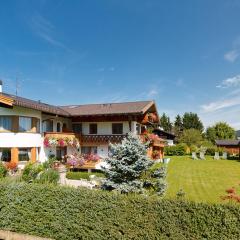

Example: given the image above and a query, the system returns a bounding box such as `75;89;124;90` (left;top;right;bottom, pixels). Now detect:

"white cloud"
147;89;158;97
30;13;70;51
200;106;240;129
175;78;184;87
216;74;240;88
224;49;239;62
201;96;240;113
109;67;115;71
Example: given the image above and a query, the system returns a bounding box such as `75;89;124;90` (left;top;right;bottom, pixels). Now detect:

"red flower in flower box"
58;139;65;147
44;138;50;147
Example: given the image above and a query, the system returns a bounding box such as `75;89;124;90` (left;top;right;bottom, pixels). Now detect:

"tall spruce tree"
102;133;153;193
160;113;172;132
174;114;183;140
182;112;204;133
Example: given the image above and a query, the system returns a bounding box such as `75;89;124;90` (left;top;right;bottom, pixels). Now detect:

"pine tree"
174;114;183;141
160;113;172;132
102;133;153;193
182;112;204;133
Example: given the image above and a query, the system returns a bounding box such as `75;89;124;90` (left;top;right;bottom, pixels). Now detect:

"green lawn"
164;155;240;203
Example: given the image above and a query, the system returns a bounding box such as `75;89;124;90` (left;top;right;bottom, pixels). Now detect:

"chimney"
0;80;2;93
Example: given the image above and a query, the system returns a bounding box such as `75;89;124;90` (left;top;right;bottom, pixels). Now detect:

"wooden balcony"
79;134;126;144
152;139;165;148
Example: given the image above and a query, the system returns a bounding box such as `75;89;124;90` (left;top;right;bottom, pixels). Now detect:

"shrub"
37;169;59;184
66;171;105;180
0;183;240;239
164;143;187;156
190;144;198;153
5;161;18;172
0;163;7;179
42;156;57;169
205;146;225;156
22;163;43;182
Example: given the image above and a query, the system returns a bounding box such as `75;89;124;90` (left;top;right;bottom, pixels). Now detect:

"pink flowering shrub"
84;154;100;162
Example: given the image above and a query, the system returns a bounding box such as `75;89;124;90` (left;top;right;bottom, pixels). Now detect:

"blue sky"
1;0;240;129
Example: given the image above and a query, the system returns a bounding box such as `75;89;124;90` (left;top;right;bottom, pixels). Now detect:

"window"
72;123;82;134
136;124;141;134
81;146;97;154
18;148;31;161
56;122;61;132
43;120;53;132
19;117;32;132
89;123;97;134
112;123;123;134
0;148;11;162
0;116;12;131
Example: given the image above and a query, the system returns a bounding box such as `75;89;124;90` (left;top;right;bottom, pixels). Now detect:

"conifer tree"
102;133;153;193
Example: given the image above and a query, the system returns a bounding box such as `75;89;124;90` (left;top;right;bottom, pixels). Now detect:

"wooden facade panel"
31;147;37;162
11;147;19;163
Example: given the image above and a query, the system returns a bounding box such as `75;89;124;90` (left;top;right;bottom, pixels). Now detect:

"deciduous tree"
206;122;235;143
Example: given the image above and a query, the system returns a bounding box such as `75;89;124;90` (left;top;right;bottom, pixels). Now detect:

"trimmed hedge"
0;183;240;239
66;171;105;180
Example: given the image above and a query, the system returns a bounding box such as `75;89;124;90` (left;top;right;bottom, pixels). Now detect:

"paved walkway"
58;165;95;189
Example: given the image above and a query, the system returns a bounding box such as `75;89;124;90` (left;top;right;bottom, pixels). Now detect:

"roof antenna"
15;75;20;96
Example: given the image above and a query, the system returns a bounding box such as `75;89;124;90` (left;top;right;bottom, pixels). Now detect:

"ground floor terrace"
0;132;165;169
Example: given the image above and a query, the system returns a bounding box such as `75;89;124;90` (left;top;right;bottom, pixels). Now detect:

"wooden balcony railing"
80;134;126;144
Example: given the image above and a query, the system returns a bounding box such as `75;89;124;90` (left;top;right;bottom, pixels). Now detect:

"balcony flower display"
142;133;161;144
84;153;100;162
44;136;80;148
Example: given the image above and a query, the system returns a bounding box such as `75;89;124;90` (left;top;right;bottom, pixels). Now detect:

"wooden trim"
11;147;19;164
31;147;37;162
12;116;19;132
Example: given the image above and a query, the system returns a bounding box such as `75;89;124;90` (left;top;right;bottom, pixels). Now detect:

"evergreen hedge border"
0;183;240;239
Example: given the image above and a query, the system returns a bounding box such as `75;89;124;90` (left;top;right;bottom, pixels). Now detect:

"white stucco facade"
0;105;142;162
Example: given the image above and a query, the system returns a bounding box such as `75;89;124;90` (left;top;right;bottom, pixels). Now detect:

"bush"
205;146;225;156
42;156;57;169
22;163;43;182
0;163;7;179
164;143;188;156
66;171;105;180
37;169;60;184
190;144;198;153
0;183;240;239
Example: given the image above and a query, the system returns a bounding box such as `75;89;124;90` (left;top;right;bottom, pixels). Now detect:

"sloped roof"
60;101;156;116
1;93;70;116
215;139;240;146
0;92;156;117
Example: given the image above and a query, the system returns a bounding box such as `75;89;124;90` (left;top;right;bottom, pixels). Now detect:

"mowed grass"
164;155;240;203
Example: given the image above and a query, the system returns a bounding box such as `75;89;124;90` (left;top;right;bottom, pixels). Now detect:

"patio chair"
214;152;220;160
192;152;198;160
222;152;227;160
199;152;205;160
